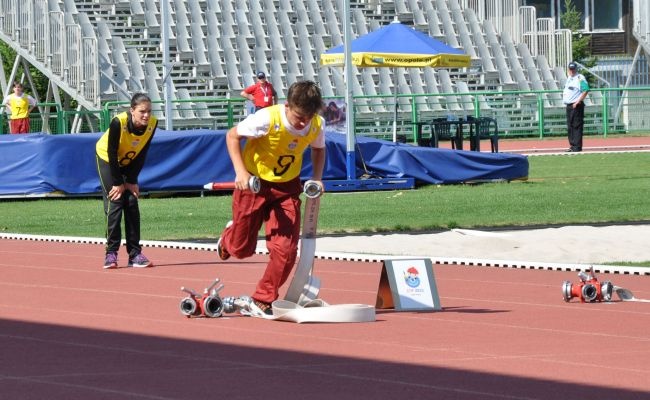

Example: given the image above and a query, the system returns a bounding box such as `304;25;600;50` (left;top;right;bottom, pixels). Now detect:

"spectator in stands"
2;82;37;134
95;93;158;270
563;62;589;152
217;80;326;317
240;72;278;112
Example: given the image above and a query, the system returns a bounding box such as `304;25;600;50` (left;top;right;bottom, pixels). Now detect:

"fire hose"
180;181;375;323
203;176;261;193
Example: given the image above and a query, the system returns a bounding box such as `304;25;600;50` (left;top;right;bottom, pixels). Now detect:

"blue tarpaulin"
0;130;527;196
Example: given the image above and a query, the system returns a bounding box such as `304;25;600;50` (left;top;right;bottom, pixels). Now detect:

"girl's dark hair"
286;81;322;116
130;93;151;108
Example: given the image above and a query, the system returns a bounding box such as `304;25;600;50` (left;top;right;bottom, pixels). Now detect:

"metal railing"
0;0;100;109
354;86;650;142
2;87;650;141
99;98;249;132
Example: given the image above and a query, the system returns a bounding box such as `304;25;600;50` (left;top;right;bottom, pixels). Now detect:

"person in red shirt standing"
240;72;278;112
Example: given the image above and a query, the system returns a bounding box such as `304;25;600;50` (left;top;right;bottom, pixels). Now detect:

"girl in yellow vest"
95;93;158;269
2;82;37;134
217;80;326;316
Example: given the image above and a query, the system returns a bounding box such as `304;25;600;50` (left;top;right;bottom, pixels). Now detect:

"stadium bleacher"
0;0;587;133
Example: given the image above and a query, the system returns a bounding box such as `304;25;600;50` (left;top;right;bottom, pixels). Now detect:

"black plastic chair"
430;118;458;149
412;121;431;146
470;116;499;153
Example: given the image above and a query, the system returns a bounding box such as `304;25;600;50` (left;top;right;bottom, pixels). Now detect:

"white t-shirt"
562;74;589;105
236;104;326;148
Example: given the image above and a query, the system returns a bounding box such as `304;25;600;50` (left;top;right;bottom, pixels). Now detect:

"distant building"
523;0;633;55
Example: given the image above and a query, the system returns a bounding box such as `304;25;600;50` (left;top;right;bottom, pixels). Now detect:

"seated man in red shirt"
240;72;278;112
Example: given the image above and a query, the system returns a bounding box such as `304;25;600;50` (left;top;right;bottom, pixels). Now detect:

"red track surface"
450;135;650;153
1;238;649;399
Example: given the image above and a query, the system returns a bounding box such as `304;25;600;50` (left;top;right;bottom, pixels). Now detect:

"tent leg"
392;77;398;142
346;151;355;180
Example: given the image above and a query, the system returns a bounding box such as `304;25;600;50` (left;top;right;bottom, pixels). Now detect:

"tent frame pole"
342;0;355;180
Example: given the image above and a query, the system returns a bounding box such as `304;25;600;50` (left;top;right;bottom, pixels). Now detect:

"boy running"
217;81;326;317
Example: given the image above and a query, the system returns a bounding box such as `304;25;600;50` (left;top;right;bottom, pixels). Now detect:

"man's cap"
256;72;266;79
568;62;577;70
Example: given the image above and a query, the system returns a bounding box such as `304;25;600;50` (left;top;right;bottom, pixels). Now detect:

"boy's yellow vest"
243;105;322;182
7;94;30;119
96;112;157;166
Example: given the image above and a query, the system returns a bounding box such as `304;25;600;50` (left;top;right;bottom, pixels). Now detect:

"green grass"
1;153;649;245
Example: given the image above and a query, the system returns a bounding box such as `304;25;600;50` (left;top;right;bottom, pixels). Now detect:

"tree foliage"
561;0;592;65
0;40;49;99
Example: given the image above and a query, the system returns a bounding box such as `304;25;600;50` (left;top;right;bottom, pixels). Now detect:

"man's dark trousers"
566;102;584;151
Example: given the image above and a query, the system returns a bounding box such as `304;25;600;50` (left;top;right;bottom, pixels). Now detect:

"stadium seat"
455;81;475;112
378;68;393;96
143;0;160;31
63;0;78;15
464;7;496;72
127;48;145;91
222;43;243;89
483;19;515;85
271;59;286;94
322;0;343;44
436;0;461;49
502;31;531;91
77;12;95;38
353;8;368;35
450;4;477;58
177;88;197;119
537;55;564;106
423;69;444;111
407;0;428;27
425;8;444;39
129;0;144;17
362;69;386;113
437;70;463;112
317;68;335;98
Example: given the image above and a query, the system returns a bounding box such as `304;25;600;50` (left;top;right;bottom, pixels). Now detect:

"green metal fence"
352;86;650;142
3;88;650;142
100;98;248;132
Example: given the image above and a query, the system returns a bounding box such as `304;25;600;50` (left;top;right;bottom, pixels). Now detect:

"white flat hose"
271;299;376;323
614;286;650;302
278;180;375;323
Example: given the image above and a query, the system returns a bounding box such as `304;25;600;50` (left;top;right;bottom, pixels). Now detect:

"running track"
1;238;649;400
2;136;650;399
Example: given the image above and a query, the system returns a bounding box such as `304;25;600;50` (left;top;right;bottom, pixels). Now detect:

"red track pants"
220;178;302;303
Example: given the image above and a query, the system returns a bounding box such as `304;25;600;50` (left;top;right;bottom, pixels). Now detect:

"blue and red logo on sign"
404;266;421;288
